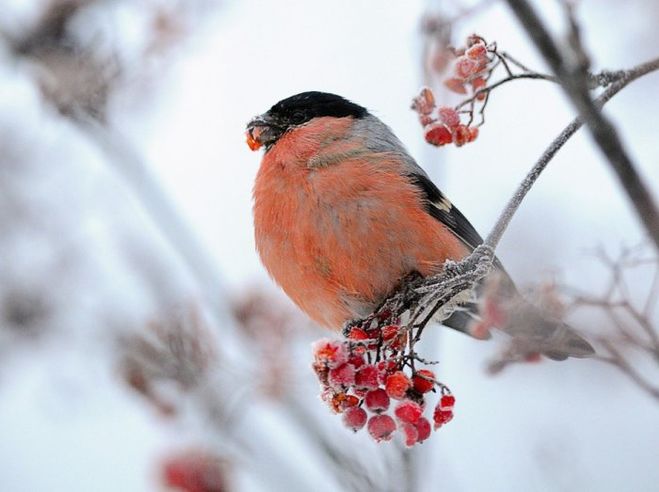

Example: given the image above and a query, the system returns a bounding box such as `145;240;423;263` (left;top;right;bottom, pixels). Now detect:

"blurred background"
0;0;658;490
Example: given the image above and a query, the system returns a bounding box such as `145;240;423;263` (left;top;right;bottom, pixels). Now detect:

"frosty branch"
486;56;659;250
505;0;659;251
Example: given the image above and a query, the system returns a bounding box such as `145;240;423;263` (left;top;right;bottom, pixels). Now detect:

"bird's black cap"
267;91;368;126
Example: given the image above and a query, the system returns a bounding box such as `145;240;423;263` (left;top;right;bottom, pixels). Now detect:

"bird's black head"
246;91;369;150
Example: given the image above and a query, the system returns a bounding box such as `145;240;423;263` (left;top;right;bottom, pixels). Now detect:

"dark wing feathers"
406;172;515;336
408;173;484;251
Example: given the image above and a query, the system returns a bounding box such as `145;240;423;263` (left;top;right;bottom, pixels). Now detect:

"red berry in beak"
245;128;263;151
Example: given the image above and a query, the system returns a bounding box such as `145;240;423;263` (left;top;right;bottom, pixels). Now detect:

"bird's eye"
291;110;306;124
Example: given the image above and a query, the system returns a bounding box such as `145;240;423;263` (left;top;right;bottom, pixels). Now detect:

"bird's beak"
245;114;283;151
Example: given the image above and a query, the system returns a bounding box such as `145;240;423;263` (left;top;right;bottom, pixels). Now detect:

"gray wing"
358;115;497;259
357;112;512;281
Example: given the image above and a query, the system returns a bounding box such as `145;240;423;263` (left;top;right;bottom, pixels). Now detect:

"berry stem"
455;72;556;110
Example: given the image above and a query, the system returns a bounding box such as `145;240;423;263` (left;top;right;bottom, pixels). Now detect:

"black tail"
501;299;595;360
442;295;595;360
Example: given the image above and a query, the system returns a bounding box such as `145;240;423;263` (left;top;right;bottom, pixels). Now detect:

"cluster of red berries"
412;88;479;148
444;35;492;98
312;325;455;447
412;35;496;149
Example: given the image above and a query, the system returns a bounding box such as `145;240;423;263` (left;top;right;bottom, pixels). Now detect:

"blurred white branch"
568;245;659;402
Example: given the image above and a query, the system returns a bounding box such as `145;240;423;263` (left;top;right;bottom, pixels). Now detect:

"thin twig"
645;264;659;317
485;57;659;250
595;341;659;402
505;0;659;251
456;72;556;110
567;244;659;398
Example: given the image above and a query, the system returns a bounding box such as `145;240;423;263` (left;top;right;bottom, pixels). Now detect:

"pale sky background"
0;0;658;490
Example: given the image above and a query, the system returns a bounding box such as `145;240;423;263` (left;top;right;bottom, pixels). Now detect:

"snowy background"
0;0;658;490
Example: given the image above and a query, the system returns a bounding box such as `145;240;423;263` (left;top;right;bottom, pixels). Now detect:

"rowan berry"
394;400;423;424
385;371;411;400
367;415;397;442
412;369;436;394
365;388;390;413
424;123;453;146
438;106;460;129
343;406;368;431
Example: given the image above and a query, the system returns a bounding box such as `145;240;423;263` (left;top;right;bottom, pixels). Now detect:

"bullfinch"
246;91;594;360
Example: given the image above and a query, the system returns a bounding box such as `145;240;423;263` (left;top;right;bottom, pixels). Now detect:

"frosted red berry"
365;388;390;413
419;114;434;126
340;394;359;409
377;360;397;385
367;415;397;442
416;34;496;153
471;76;486;91
347;353;365;369
347;327;369;340
381;324;399;341
444;77;467;94
385;371;411;400
400;422;419;447
312;339;347;368
466;42;487;61
394;401;423;424
424;123;453;146
412;369;436;394
328;392;349;413
355;364;379;390
411;87;436;115
454;56;478;79
440;394;456;409
453;125;470;147
415;417;431;442
377;360;397;372
433;408;454;429
438;106;460;129
364;326;381;340
328;363;355;388
343;406;368;432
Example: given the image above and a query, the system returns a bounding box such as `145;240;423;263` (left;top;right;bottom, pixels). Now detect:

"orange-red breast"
247;91;593;360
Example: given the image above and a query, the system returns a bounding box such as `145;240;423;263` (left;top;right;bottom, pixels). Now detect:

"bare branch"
485;57;659;250
566;244;659;401
505;0;659;250
455;72;556;110
596;342;659;402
